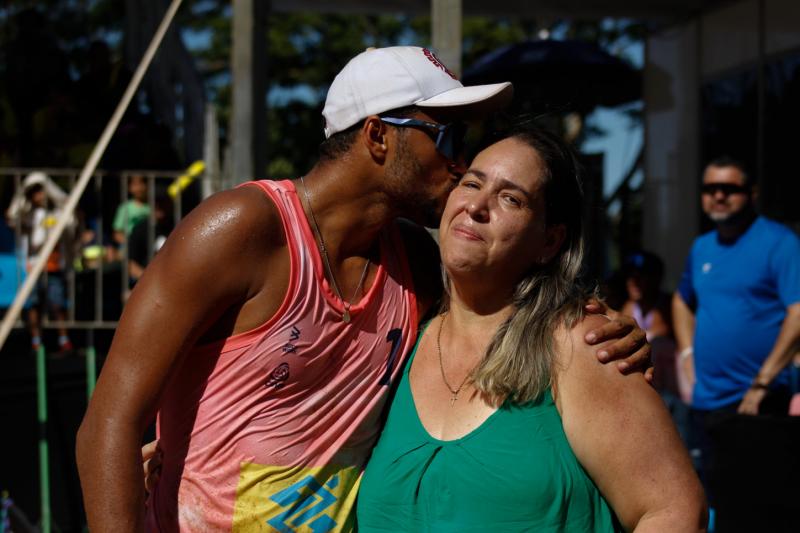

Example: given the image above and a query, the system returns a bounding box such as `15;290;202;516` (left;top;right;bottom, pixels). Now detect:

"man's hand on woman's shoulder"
584;299;653;381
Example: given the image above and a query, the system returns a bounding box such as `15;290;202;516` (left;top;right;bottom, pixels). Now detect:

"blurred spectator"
5;172;74;352
127;195;173;283
620;251;686;437
622;250;672;341
112;175;150;246
672;156;800;519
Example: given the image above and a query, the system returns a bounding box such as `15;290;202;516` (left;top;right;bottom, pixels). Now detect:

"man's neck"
299;162;396;262
716;209;757;244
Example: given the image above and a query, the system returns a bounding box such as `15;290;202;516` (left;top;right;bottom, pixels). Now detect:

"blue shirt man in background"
673;156;800;414
672;155;800;523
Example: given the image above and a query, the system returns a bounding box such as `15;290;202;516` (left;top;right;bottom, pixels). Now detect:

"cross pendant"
450;393;458;406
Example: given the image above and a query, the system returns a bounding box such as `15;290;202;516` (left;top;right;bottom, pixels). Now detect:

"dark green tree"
0;2;643;179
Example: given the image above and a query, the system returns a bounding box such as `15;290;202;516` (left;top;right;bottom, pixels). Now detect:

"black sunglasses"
701;183;749;196
380;117;467;162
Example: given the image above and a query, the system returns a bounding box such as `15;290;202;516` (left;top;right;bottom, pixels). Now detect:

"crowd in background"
1;171;176;354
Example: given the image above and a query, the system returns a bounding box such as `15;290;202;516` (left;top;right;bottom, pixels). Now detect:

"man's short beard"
710;203;755;227
708;211;732;223
385;134;440;227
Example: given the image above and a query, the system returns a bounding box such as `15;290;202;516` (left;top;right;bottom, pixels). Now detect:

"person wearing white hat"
77;46;649;532
6;171;74;353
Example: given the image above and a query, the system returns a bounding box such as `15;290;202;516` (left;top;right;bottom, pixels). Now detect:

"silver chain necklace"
300;176;370;323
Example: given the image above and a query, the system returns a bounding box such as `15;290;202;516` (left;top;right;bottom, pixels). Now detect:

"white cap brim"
416;82;513;115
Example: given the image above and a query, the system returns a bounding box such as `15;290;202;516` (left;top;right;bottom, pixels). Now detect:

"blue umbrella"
463;40;641;112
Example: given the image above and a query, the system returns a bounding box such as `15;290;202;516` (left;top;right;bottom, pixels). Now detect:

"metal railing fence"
2;168;188;331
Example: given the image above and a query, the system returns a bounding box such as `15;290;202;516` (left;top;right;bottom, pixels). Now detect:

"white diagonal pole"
0;0;185;350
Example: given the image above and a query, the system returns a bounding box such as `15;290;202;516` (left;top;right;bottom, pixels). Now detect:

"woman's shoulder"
552;313;641;405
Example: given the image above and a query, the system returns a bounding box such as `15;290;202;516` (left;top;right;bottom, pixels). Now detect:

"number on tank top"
379;329;403;386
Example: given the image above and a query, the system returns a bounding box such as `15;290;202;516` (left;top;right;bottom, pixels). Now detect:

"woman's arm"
553;314;707;532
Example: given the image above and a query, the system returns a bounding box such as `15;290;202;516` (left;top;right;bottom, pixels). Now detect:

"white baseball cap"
322;46;513;138
22;171;49;191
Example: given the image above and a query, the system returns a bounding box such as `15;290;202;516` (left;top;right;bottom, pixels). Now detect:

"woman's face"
30;187;46;207
439;137;565;284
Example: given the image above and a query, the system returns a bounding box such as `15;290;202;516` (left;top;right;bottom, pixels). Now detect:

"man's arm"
672;292;697;393
738;303;800;414
76;187;288;532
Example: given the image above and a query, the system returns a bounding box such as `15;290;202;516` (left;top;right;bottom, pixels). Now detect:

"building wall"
700;0;759;78
644;0;800;288
765;0;800;55
643;20;700;289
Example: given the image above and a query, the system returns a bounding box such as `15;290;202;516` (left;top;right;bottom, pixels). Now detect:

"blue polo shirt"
678;216;800;410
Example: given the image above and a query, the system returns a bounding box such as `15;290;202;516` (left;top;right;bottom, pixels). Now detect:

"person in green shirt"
112;174;150;245
357;124;707;532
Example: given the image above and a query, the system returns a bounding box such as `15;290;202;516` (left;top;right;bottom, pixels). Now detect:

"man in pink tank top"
77;47;652;532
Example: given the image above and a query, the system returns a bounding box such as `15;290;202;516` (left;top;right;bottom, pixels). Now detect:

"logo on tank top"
702;262;712;274
232;463;360;532
265;363;290;388
282;325;301;354
266;325;303;389
266;474;340;531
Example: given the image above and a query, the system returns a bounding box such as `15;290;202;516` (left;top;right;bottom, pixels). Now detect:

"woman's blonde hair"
444;124;590;405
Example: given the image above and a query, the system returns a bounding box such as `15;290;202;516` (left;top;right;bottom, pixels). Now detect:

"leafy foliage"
0;1;643;179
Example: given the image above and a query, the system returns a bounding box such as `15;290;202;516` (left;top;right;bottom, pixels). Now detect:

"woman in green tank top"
357;125;706;532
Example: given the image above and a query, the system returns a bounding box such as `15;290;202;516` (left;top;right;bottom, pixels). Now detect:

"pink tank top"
146;180;419;531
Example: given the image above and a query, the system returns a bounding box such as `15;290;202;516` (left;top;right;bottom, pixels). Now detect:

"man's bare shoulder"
127;184;290;343
169;184;286;255
140;184;288;297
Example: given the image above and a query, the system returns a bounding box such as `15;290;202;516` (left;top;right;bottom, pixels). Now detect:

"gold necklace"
300;176;370;323
436;313;473;406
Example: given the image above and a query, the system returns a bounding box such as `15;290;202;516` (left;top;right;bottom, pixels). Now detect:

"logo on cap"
422;48;457;80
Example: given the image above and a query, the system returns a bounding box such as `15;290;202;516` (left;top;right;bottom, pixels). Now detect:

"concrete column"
643;20;701;289
230;0;268;183
203;104;220;198
431;0;462;76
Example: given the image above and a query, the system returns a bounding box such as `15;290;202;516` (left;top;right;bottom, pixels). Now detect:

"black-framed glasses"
701;183;749;196
380;117;467;162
